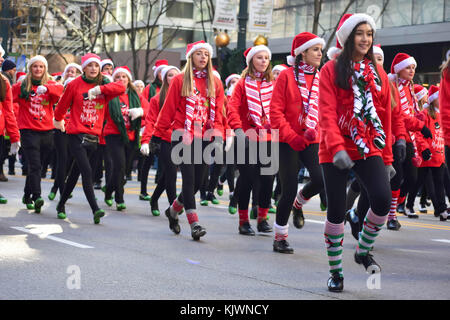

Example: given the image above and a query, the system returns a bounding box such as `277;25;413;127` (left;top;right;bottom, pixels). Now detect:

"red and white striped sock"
293;189;309;210
186;209;199;225
170;199;184;217
257;207;269;223
239;209;249;226
274;223;289;241
389;189;400;220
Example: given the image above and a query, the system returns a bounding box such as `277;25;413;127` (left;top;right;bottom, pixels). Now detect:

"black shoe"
0;173;8;182
239;222;255;236
257;219;272;233
354;252;381;274
8;170;15;176
439;210;449;221
406;206;419;219
165;208;180;234
273;240;294;254
191;225;206;240
345;209;360;240
327;272;344;292
292;207;305;229
397;203;405;214
386;218;401;230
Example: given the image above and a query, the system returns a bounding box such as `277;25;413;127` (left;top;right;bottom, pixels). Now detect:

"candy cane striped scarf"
184;69;216;134
350;58;385;157
245;73;273;128
293;62;320;132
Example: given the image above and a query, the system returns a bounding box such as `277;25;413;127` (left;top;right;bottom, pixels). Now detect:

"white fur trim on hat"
112;67;133;81
153;65;167;79
186;42;214;60
287;55;296;66
336;13;377;47
415;88;428;102
294;37;325;57
272;65;287;73
373;46;384;62
428;91;439;104
27;55;48;71
62;63;83;79
326;47;342;61
160;66;180;82
393;57;417;74
82;57;102;70
133;80;145;87
225;74;241;87
101;59;114;70
388;73;398;82
246;45;272;66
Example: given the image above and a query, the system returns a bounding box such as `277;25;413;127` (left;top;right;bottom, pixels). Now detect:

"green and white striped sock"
324;220;344;277
357;209;387;256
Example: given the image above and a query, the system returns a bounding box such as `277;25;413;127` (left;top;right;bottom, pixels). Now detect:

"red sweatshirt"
318;60;392;164
439;68;450;146
143;84;160;102
142;94;172;144
12;80;63;131
270;67;319;145
0;77;20;143
54;77;126;136
103;92;148;141
415;108;445;167
153;73;224;141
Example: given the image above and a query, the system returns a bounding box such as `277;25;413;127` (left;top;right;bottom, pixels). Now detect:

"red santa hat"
286;32;325;66
373;44;384;62
100;59;114;70
81;53;102;70
225;74;240;87
327;38;342;61
272;64;288;73
152;59;169;79
336;13;376;47
51;72;62;77
16;71;26;79
185;40;213;60
62;63;83;78
244;45;272;66
414;84;428;102
112;66;133;81
428;85;439;104
390;53;417;75
160;65;180;82
27;55;48;71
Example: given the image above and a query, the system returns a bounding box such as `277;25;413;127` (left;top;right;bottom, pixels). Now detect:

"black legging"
20;129;54;200
139;153;154;195
322;156;391;225
275;143;323;226
151;140;177;206
105;134;136;203
51;130;72;195
394;143;418;199
59;134;100;213
219;164;236;193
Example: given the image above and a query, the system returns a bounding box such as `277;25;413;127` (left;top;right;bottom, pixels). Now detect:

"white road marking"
431;239;450;244
11;227;94;249
305;219;325;225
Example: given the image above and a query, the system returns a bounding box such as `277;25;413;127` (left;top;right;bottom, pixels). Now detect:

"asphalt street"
0;168;449;300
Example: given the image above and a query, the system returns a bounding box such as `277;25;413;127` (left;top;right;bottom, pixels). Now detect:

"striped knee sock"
274;223;288;241
324;220;344;277
389;190;400;220
293;189;309;210
239;209;249;226
257;207;269;223
357;209;387;256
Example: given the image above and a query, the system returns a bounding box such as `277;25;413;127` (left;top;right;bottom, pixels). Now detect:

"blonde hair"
181;55;215;97
440;58;450;77
241;59;273;82
25;63;50;92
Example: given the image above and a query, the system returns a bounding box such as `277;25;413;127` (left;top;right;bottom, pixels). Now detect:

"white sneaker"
419;204;427;213
406;207;419;219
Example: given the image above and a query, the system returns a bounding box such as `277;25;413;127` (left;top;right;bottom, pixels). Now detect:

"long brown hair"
388;80;398;110
181;55;215;97
25;64;50;92
0;75;6;102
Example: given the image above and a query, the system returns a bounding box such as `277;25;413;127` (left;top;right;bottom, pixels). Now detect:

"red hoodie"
0;77;20;143
318;60;392;164
12;80;63;131
439;67;450;146
270;67;319;145
152;73;224;141
54;76;126;136
416;108;445;167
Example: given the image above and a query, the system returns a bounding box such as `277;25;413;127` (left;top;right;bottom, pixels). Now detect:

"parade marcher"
226;44;275;236
101;59;114;76
151;41;224;240
134;80;145;95
270;32;325;253
319;13;393;292
1;59;16;85
0;72;20;204
102;66;146;211
143;59;168;102
440;53;450;194
12;55;64;212
272;64;288;81
53;53;126;223
140;65;180;216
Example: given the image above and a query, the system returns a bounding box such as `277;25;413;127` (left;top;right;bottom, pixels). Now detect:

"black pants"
105;134;136;204
276;143;323;226
20;129;54;200
321;156;391;224
51;130;72;195
60;134;100;213
220;164;236;193
393;142;417;197
140;153;154;195
151;140;177;205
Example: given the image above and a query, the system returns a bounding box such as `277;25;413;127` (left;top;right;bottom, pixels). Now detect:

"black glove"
393;139;406;163
150;135;162;155
422;149;432;161
421;126;432;139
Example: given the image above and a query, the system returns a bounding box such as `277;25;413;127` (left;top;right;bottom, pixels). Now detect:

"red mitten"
304;128;317;142
289;135;307;151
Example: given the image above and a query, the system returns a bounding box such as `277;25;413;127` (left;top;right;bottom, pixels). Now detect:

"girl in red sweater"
141;65;180;216
0;74;20;204
319;14;393;292
270;32;325;253
53;53;126;224
440;57;450;175
151;41;224;240
103;66;146;211
12;55;64;212
226;45;274;236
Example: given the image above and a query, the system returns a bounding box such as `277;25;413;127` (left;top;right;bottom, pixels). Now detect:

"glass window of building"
412;0;444;24
163;28;194;48
382;0;412;27
166;1;194;19
117;0;128;25
446;0;450;21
